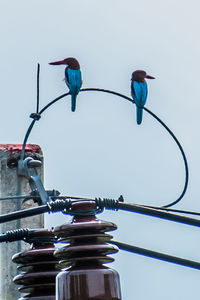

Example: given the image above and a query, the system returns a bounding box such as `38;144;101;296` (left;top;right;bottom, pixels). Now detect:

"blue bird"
49;57;82;112
131;70;155;125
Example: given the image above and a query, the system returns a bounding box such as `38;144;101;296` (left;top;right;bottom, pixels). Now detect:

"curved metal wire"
20;88;188;208
143;107;188;208
20;120;36;160
20;92;70;160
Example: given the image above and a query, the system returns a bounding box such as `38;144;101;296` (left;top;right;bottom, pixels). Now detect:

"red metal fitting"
12;229;59;300
53;200;122;300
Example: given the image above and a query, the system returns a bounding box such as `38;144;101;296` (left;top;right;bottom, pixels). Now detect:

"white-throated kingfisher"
49;57;82;112
131;70;155;125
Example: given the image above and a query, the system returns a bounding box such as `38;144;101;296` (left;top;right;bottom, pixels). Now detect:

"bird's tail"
136;106;143;125
71;94;77;112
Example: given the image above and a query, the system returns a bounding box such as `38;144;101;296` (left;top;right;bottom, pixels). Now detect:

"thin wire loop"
20;92;70;160
143;107;189;208
20;87;189;208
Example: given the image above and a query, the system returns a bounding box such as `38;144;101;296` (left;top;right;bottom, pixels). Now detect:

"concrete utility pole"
0;144;44;300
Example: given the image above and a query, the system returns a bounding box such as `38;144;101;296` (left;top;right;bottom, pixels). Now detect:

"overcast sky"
1;0;200;299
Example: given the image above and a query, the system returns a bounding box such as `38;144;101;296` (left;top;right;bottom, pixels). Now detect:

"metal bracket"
18;157;49;205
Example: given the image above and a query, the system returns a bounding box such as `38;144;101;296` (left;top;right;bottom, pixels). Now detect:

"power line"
111;240;200;271
1;198;200;228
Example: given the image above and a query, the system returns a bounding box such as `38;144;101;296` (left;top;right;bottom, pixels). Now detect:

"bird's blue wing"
65;68;82;112
133;81;148;107
65;68;82;94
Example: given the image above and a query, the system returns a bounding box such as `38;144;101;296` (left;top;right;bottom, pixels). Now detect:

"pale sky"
1;0;200;299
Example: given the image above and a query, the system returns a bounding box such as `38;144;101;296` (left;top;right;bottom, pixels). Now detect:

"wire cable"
20;93;69;161
0;195;33;201
110;240;200;270
114;201;200;227
36;63;40;114
20;88;188;208
141;204;200;217
53;196;200;217
1;199;200;228
144;107;188;208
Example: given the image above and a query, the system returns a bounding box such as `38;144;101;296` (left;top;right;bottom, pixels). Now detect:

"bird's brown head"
49;57;80;70
131;70;155;82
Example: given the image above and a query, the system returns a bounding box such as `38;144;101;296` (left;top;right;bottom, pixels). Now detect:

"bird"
131;70;155;125
49;57;82;112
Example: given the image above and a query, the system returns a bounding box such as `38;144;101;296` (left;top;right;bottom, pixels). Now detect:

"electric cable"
20;88;188;208
1;198;200;228
36;63;40;114
110;240;200;270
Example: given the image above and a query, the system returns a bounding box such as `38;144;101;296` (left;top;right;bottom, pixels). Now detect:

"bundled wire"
1;198;200;229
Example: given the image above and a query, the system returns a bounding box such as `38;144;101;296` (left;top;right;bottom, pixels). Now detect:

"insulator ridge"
12;229;59;300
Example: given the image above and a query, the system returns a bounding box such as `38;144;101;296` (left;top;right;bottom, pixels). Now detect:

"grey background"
1;0;200;298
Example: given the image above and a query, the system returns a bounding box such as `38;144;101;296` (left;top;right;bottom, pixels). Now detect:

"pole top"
0;144;41;153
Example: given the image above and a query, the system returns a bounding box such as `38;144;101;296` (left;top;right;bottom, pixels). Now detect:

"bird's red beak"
49;59;66;65
146;74;155;79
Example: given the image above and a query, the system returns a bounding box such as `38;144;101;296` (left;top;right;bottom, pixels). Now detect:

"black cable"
0;199;72;223
20;87;188;208
0;228;57;244
1;193;198;217
20;93;70;161
0;195;32;201
144;107;188;208
54;196;200;217
1;198;200;229
110;240;200;271
82;88;188;207
39;92;70;115
95;198;200;227
142;204;200;217
20;120;36;161
115;201;200;227
0;228;32;243
36;63;40;114
81;88;133;102
0;204;47;223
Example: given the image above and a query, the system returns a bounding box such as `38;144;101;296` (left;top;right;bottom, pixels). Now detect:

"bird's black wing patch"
65;67;69;85
131;82;136;97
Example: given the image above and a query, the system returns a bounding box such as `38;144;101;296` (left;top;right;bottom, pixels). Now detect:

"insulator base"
56;265;121;300
53;201;122;300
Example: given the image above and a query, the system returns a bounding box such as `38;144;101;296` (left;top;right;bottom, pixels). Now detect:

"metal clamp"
18;157;49;205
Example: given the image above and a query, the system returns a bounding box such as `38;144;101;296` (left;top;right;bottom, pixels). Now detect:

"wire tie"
29;113;41;120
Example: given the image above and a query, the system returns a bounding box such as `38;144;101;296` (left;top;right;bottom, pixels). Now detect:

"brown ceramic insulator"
12;229;59;300
53;201;122;300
